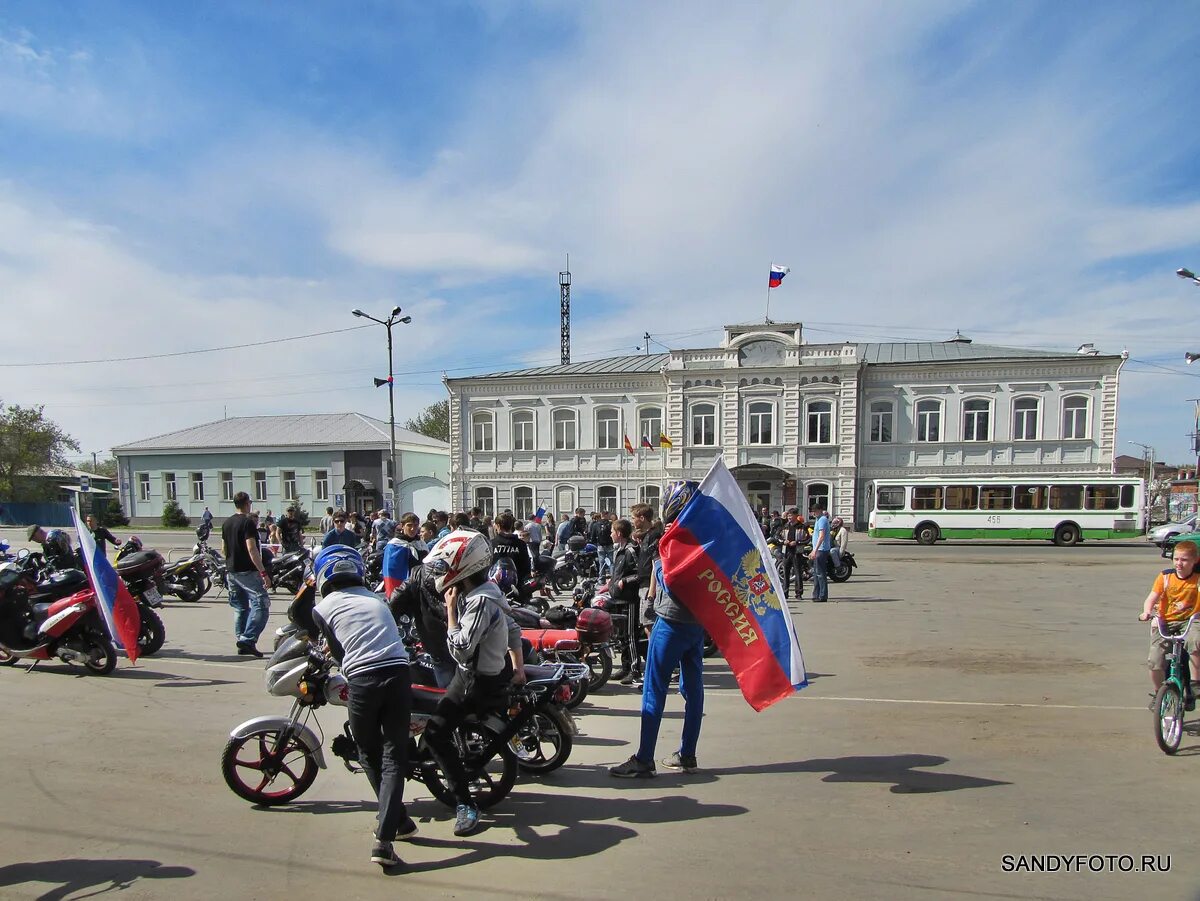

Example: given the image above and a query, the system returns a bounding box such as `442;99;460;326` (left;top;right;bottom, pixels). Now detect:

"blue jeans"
637;617;705;763
597;546;613;578
813;551;830;601
830;547;842;570
228;570;271;645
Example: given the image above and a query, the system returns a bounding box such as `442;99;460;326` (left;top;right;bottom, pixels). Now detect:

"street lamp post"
352;307;413;513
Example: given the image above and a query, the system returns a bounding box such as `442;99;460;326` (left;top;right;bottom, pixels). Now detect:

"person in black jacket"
588;512;615;578
609;517;645;683
490;512;531;601
774;508;805;600
388;562;456;687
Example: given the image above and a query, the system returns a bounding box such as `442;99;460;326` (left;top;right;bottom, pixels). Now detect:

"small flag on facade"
623;435;635;455
769;265;790;288
641;436;654;449
659;433;673;449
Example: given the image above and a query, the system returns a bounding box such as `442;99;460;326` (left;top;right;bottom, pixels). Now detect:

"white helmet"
424;529;492;593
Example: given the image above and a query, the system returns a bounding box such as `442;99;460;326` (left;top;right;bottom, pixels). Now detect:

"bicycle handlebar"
1153;614;1198;641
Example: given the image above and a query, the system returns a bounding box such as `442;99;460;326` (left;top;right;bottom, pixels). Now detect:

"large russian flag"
768;265;790;288
659;459;806;711
382;539;420;596
72;509;140;664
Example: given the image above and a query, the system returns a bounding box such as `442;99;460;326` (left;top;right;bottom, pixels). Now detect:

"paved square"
0;538;1194;899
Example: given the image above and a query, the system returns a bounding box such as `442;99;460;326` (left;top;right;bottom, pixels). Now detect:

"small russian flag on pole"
768;265;790;288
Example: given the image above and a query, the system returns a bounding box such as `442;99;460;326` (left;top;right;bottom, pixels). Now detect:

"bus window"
980;485;1013;510
1085;485;1121;510
877;486;905;510
1049;484;1083;510
945;486;979;510
912;486;943;510
1015;485;1047;509
1120;484;1135;508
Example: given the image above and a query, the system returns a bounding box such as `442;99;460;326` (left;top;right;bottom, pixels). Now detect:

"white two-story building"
445;323;1124;526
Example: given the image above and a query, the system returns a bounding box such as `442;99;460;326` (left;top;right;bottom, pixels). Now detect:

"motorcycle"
192;525;228;592
511;601;614;693
830;550;857;583
0;552;117;674
269;547;310;596
222;631;574;806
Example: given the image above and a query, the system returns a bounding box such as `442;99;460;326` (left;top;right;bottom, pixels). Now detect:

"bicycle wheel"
1153;682;1184;755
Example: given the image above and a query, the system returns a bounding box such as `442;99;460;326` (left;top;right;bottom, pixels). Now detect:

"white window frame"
220;471;234;502
962;397;992;443
282;470;298;501
639;484;661;512
638;406;663;448
746;400;776;446
595;407;620;450
511;410;535;452
806;481;831;516
1012;396;1040;442
1062;395;1090;440
690;402;717;447
473;486;495;518
314;470;329;502
138;472;151;502
163;472;177;502
915;399;942;443
513;486;535;521
597;484;619;514
805;398;834;445
190;472;204;501
552;408;578;451
869;400;894;444
253;470;267;502
472;411;495;452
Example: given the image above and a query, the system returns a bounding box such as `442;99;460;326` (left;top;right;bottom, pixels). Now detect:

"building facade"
445;323;1125;526
113;413;450;525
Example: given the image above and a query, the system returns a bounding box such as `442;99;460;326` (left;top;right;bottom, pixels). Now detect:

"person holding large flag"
611;481;706;778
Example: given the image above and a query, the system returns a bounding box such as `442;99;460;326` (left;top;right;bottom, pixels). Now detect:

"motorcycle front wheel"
512;707;573;774
830;563;852;583
419;722;517;810
82;635;117;675
138;606;166;656
222;728;319;805
552;570;577;594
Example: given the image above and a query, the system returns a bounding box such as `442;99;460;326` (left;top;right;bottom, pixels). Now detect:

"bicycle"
1150;614;1196;755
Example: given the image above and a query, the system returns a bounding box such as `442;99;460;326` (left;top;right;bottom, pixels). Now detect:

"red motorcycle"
512;604;614;693
0;552;117;674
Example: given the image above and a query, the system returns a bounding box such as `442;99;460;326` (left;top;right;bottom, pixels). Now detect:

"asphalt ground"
1;537;1197;900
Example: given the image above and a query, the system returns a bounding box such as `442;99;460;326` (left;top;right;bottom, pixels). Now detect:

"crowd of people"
755;504;850;602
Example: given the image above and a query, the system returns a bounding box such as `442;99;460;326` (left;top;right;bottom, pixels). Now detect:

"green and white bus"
867;476;1144;546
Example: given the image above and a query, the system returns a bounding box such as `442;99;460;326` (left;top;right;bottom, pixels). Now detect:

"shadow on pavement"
705;754;1010;793
395;790;747;874
0;858;195;901
153;648;260;664
265;799;376;815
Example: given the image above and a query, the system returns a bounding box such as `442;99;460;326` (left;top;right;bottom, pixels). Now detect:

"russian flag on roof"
72;509;140;664
768;265;790;288
658;458;806;711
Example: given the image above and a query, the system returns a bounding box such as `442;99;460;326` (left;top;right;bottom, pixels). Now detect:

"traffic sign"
80;476;90;492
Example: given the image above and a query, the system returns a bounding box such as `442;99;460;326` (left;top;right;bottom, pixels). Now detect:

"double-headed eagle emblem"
731;548;783;619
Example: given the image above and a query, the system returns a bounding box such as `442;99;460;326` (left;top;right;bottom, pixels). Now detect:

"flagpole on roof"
765;261;773;324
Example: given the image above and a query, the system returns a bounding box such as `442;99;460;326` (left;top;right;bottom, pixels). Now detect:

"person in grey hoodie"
421;529;525;837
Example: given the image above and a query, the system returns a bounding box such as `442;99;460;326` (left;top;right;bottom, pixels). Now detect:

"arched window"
806;482;831;516
597;485;619;514
1062;395;1089;440
915;399;941;443
513;486;534;521
473;486;495;518
639;484;661;513
511;410;535;451
806;399;833;444
962;398;991;442
472;411;494;452
595;408;620;450
691;402;717;446
869;400;894;443
747;401;775;445
1012;397;1039;441
638;407;663;447
552;408;577;450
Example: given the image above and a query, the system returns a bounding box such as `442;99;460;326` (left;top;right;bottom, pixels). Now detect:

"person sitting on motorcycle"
381;513;427;597
491;512;532;602
423;529;525;837
309;545;414;869
830;517;848;571
26;525;76;571
611;480;706;779
279;506;305;554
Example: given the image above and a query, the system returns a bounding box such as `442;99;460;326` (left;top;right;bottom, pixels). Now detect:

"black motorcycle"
269;547;310;596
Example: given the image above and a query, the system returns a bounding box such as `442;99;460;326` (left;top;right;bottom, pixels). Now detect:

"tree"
404;399;450;443
91;456;119;478
0;403;80;500
162;500;191;528
100;499;130;528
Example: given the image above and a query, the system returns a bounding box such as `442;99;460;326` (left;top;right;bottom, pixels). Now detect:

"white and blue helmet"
312;545;365;595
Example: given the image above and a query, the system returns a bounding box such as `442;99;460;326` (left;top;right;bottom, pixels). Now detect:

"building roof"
457;353;671;381
857;342;1097;365
113;412;448;453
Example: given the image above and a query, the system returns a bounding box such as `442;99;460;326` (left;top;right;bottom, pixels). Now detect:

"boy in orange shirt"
1139;539;1200;708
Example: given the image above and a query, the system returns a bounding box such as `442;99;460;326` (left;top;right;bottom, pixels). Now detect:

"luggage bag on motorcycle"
114;550;164;578
566;535;587;552
575;606;613;643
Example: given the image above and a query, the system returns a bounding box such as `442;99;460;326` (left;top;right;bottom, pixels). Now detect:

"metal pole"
387;322;398;514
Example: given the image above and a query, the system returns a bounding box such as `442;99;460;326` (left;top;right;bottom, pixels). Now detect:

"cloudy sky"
2;1;1199;464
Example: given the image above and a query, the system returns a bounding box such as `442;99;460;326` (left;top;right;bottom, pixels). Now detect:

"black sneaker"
662;751;698;773
610;755;656;778
396;817;419;841
370;841;401;868
236;643;264;658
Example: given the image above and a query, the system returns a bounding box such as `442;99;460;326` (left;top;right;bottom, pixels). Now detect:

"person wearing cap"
27;524;76;571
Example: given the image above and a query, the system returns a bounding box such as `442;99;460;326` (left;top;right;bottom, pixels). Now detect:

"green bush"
100;500;129;527
162;500;191;528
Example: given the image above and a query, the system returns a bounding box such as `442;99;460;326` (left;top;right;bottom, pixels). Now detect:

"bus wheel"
1053;523;1081;547
915;524;939;545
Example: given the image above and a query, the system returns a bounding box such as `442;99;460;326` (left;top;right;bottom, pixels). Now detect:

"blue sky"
2;1;1199;464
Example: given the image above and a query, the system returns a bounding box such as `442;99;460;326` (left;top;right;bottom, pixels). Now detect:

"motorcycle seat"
31;570;89;603
411;684;445;715
522;663;563;684
31;602;54;622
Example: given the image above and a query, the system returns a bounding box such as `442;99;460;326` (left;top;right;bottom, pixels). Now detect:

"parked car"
1149;515;1197;546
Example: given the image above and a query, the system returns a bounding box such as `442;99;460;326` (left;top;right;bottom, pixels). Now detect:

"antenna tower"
559;254;572;364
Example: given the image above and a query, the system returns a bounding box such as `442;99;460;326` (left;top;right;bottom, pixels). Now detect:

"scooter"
0;553;117;674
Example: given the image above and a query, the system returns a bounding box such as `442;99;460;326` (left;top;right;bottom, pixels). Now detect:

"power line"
0;324;375;367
